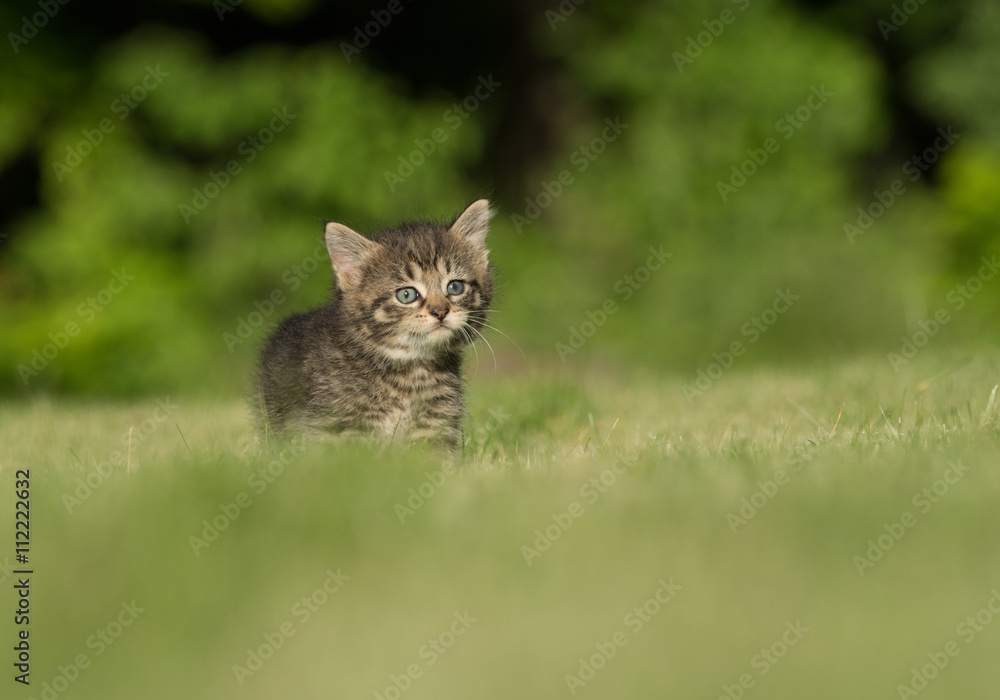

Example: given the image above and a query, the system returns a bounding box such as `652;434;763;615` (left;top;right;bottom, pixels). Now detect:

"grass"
2;352;1000;700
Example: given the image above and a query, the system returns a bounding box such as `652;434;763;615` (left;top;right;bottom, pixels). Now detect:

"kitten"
255;199;494;449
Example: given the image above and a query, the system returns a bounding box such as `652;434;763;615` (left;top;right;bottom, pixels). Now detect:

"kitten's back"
255;304;334;436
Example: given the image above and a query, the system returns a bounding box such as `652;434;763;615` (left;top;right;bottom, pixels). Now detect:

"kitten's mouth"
420;320;453;339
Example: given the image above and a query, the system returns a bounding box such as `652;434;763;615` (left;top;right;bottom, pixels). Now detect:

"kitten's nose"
429;305;449;321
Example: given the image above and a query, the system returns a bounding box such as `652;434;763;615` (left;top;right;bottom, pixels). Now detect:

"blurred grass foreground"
2;360;1000;699
2;1;1000;699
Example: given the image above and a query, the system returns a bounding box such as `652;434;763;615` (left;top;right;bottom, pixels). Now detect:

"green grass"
2;353;1000;700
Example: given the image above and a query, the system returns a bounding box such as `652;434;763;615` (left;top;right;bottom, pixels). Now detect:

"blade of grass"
176;423;193;458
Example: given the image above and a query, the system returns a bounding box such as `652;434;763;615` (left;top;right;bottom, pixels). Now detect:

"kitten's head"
324;199;494;363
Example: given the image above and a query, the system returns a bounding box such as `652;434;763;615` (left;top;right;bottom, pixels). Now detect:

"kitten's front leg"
405;404;463;452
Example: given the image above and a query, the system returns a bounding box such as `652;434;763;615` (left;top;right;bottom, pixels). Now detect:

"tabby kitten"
255;199;494;449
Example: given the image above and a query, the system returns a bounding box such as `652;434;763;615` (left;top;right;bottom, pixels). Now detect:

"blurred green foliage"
1;0;998;396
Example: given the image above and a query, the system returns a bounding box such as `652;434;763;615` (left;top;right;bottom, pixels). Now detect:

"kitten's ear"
450;199;493;250
324;221;378;289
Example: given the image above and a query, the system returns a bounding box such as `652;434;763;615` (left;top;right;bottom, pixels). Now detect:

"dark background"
2;0;998;395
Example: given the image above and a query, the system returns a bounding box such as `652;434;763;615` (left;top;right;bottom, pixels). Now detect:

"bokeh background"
1;0;999;395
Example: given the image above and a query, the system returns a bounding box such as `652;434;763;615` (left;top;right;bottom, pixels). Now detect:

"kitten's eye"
395;287;419;304
446;280;465;295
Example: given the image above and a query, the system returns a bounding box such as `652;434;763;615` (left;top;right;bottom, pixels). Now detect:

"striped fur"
255;200;493;449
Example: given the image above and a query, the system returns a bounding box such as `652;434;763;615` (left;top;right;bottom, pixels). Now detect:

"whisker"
473;321;526;359
466;325;498;374
460;326;480;375
462;310;522;360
